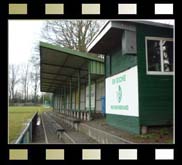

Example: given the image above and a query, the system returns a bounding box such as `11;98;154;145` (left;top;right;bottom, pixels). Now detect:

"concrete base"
141;126;148;134
83;113;87;121
80;112;83;120
74;112;76;118
77;112;79;119
87;113;91;121
74;123;79;131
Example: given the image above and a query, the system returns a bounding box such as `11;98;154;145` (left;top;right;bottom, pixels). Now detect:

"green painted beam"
40;41;104;63
52;94;54;110
42;62;88;71
64;87;66;111
78;70;80;111
70;78;72;111
58;89;60;112
56;93;58;110
88;65;91;114
41;71;87;80
75;89;76;111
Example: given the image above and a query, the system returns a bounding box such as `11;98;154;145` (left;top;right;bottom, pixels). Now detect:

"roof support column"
94;80;96;114
64;87;66;111
53;94;55;110
75;89;76;112
88;64;91;115
57;90;59;112
60;89;61;112
50;94;52;107
78;70;80;112
70;78;72;111
52;93;55;111
61;88;63;112
59;88;61;113
56;93;58;111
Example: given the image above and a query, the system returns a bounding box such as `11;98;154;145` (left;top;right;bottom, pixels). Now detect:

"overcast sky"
8;20;44;65
8;19;174;65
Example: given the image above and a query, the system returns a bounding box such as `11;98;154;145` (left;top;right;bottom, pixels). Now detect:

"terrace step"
41;112;64;144
48;112;97;144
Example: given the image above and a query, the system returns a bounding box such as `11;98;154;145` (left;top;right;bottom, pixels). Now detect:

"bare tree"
20;63;30;103
9;64;20;103
41;20;103;52
30;43;40;66
30;66;39;104
14;90;23;103
29;43;40;104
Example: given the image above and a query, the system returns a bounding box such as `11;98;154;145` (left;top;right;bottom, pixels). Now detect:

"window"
147;40;161;71
146;37;173;75
162;40;173;72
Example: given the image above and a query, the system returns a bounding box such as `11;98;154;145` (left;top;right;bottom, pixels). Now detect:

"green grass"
8;106;52;143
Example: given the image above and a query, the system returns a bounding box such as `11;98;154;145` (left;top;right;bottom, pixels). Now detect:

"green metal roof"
40;42;104;63
40;42;104;93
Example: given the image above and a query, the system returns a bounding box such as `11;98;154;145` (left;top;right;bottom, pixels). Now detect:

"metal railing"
15;112;38;144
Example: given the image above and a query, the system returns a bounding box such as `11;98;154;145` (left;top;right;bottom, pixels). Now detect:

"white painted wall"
106;66;139;117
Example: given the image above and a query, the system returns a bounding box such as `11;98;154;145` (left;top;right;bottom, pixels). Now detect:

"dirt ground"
84;118;173;144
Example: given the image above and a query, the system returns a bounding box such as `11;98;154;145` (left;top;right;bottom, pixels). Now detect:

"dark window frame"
145;36;174;75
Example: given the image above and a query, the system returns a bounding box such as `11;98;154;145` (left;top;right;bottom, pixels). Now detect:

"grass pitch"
8;106;51;143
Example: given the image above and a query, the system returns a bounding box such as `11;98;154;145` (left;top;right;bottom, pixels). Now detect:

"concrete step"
48;112;97;144
41;112;64;144
79;123;132;144
50;111;132;144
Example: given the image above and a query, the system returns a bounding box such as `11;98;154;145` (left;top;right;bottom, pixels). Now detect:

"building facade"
88;21;174;134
